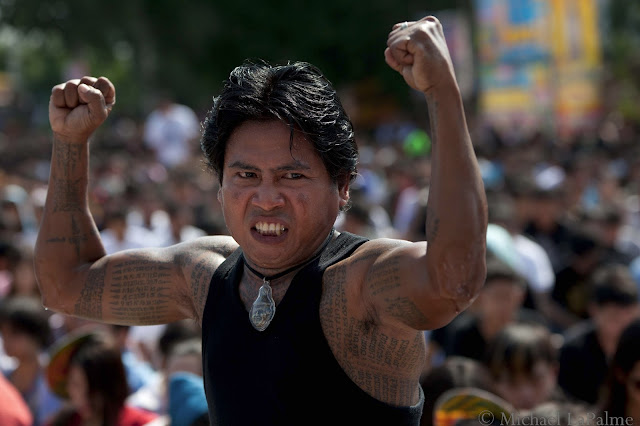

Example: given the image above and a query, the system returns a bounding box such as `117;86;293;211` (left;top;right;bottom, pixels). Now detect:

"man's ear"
337;175;350;210
217;187;223;204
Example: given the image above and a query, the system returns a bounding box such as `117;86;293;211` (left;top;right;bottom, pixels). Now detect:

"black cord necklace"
244;228;335;331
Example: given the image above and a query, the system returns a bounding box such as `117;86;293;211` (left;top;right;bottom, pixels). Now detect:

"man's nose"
251;182;285;210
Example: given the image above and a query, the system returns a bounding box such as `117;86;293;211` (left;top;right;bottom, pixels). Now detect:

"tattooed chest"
319;268;425;406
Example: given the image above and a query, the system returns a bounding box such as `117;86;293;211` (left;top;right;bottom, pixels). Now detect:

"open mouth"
254;222;287;237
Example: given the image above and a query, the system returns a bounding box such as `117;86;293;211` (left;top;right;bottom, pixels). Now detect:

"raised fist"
385;16;457;95
49;76;116;143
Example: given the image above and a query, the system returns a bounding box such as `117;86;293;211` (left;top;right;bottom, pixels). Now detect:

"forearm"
424;83;488;311
34;136;106;311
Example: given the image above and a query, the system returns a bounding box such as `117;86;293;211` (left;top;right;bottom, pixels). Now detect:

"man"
558;263;640;405
34;16;487;425
143;93;201;168
426;252;546;364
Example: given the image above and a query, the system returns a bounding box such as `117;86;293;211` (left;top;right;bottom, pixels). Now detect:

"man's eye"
284;173;303;179
239;172;257;178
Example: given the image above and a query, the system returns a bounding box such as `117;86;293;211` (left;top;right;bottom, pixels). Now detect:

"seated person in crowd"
107;325;157;394
0;296;62;425
598;318;640;422
558;263;640;405
484;323;565;410
46;330;158;426
427;253;546;364
127;319;201;415
552;229;604;328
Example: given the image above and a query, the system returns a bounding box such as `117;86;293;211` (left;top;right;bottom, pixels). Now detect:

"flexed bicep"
359;239;480;331
56;246;194;325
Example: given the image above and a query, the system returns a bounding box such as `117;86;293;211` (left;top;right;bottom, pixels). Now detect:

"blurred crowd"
1;87;640;425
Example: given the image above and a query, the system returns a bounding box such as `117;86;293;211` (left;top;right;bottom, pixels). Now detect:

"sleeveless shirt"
201;232;425;425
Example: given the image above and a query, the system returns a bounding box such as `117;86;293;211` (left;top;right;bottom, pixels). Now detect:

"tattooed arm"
34;76;237;325
353;16;487;331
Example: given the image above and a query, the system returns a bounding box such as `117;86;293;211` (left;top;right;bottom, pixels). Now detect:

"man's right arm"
34;77;229;325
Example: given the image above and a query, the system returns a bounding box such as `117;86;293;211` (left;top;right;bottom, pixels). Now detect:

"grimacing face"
218;120;349;272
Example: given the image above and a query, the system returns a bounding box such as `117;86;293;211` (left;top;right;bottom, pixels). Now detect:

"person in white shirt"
143;97;200;169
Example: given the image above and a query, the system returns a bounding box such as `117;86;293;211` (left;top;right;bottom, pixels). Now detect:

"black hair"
190;412;210;426
0;239;22;269
0;296;52;348
599;318;640;416
589;263;639;307
568;228;601;257
201;61;358;186
158;320;201;359
485;252;526;289
102;204;129;225
484;323;558;380
70;333;129;426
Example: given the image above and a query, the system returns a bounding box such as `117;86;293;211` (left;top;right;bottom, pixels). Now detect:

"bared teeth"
255;222;286;236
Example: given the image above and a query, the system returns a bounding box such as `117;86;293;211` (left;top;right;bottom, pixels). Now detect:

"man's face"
219;120;348;270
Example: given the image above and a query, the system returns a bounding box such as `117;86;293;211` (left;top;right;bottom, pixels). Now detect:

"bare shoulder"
322;237;422;318
172;235;239;324
176;235;239;258
327;238;424;287
343;238;419;267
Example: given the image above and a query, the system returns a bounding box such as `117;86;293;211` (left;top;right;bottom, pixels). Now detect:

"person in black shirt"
558;263;640;405
428;253;546;363
33;16;488;425
598;318;640;421
484;323;566;410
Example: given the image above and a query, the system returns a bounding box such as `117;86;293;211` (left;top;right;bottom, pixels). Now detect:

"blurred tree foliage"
2;0;638;128
0;0;469;122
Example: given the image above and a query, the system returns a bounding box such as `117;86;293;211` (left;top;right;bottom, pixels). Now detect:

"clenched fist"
49;76;115;144
385;16;457;95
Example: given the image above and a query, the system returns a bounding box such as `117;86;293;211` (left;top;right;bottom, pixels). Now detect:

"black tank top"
201;232;425;425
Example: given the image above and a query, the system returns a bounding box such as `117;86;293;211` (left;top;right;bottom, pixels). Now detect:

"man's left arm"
357;16;487;331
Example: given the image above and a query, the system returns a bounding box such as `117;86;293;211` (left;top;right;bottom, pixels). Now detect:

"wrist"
422;78;461;100
53;132;90;145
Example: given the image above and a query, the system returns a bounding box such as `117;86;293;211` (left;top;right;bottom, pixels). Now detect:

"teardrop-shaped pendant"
249;281;276;331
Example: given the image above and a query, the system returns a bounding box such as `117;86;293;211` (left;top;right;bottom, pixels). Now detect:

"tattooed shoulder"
176;237;235;322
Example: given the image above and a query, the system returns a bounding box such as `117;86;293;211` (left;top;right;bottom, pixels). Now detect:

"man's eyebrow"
276;161;311;171
228;160;311;171
227;161;260;171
